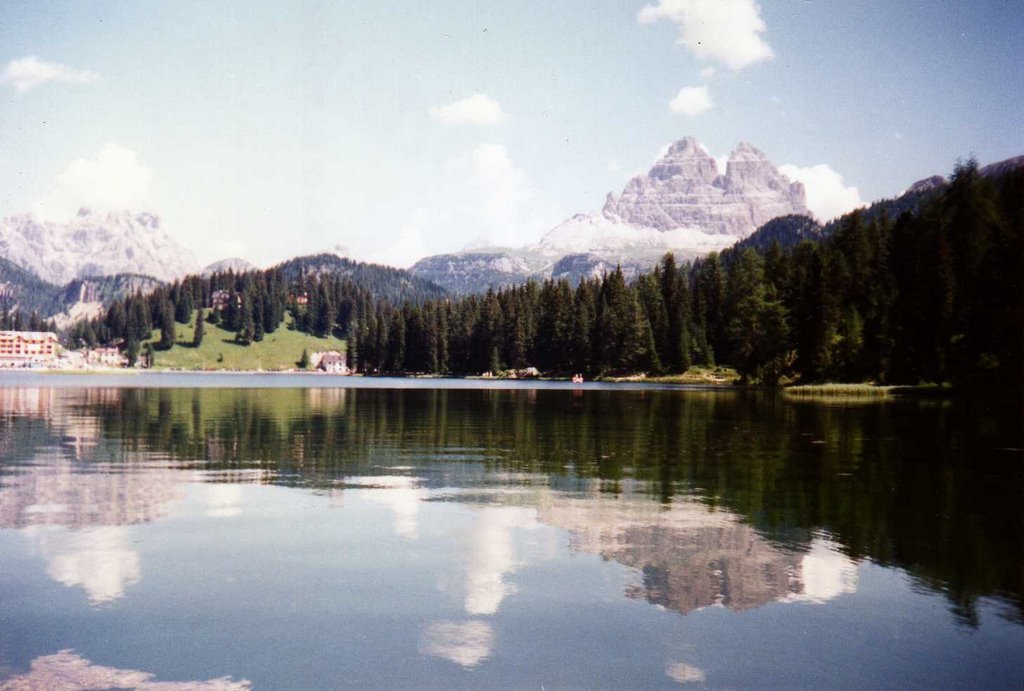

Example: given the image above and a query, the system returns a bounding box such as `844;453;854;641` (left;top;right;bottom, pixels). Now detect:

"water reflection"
787;536;858;604
419;620;495;668
464;506;535;616
0;455;183;530
27;526;140;604
665;661;706;685
204;484;243;518
2;389;1015;622
0;384;1021;633
538;486;858;614
0;650;250;690
359;476;426;540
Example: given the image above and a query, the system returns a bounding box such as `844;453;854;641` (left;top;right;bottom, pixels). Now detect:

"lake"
0;375;1021;689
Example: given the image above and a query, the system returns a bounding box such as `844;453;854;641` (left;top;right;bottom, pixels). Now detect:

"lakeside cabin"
0;331;59;367
311;350;349;374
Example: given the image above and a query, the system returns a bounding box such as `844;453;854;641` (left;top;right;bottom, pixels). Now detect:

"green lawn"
146;310;346;371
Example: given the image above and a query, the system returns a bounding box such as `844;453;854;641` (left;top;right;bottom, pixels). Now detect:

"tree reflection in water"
0;385;1020;626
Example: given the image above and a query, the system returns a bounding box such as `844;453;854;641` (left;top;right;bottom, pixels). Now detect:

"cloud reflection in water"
28;526;141;604
419;620;495;668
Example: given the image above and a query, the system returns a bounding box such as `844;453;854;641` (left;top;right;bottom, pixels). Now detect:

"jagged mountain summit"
601;138;807;234
411;137;809;293
0;208;199;284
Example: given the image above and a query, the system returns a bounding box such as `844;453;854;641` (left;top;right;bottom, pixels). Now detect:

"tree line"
350;159;1022;387
0;308;57;333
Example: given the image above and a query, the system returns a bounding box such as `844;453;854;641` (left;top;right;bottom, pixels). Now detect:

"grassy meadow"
146;310;346;371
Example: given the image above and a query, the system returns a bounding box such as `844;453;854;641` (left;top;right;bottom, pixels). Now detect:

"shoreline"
0;368;970;398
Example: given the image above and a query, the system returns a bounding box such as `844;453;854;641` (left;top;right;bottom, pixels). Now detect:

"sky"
1;0;1021;268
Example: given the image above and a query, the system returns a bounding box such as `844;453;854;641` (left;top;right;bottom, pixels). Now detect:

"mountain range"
410;137;810;292
0;140;1020;324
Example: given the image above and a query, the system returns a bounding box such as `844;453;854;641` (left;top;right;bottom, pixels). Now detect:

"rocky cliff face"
412;137;808;293
601;137;808;235
0;209;198;284
409;252;546;294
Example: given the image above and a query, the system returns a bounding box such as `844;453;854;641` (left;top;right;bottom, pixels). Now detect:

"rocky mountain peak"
647;137;719;184
729;141;766;160
0;210;198;284
601;136;808;235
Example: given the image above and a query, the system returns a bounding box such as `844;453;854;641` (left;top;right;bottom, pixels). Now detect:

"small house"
312;350;349;374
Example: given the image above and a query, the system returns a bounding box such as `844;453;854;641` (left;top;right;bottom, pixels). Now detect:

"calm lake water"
0;375;1021;689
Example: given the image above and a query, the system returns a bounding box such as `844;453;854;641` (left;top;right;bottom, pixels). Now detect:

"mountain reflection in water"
0;383;1021;688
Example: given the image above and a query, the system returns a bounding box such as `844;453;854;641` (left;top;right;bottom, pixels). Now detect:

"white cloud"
779;163;864;222
462;143;535;227
212;238;252;262
351;143;556;266
638;0;773;70
429;94;508;125
363;212;434;268
1;55;99;93
34;143;153;220
669;85;713;116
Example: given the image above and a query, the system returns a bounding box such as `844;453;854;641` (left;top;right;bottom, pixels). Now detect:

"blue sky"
1;1;1021;267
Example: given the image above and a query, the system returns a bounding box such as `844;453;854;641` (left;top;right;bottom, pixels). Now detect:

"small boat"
571;374;584;384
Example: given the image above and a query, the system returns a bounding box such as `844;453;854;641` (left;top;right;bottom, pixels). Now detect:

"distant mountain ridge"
272;253;446;304
411;137;810;293
201;258;256;276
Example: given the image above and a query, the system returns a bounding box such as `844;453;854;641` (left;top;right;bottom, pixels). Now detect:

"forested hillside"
60;255;445;365
0;256;62;320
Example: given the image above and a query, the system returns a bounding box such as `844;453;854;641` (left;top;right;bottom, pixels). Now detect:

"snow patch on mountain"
538;213;735;257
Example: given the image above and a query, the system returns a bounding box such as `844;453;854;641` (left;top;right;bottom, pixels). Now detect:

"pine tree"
174;286;193;324
224;287;240;332
236;291;255;345
313;281;335;338
192;308;205;347
157;299;176;350
126;336;140;367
